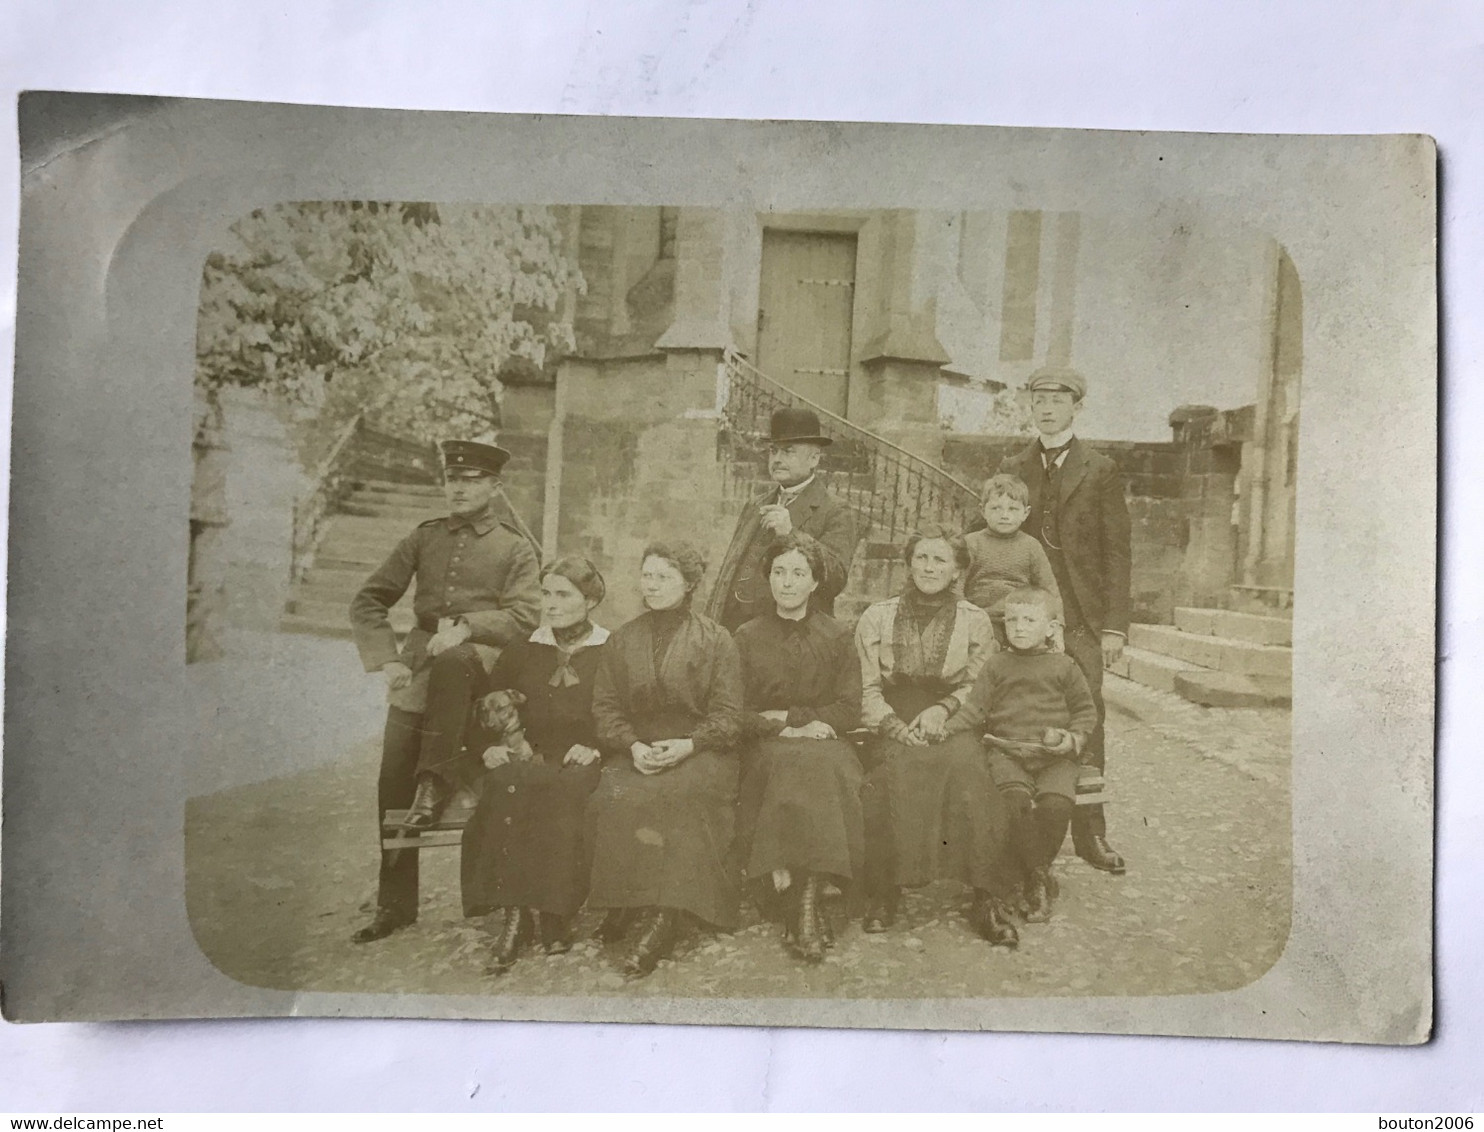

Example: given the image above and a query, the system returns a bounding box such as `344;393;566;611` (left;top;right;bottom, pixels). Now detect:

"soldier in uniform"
711;407;859;633
348;439;541;944
1000;367;1131;876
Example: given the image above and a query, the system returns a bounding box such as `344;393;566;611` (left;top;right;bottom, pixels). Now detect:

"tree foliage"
195;201;581;460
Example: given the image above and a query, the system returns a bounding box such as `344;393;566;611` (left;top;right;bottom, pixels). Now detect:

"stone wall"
546;350;738;627
216;389;304;632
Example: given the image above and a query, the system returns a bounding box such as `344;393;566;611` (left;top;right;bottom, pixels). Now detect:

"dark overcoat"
710;475;859;631
999;438;1132;636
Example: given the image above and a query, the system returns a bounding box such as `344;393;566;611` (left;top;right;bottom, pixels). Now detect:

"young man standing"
348;439;541;943
1000;367;1131;875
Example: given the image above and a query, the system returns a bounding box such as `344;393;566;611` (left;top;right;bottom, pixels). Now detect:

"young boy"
948;584;1097;923
963;474;1062;648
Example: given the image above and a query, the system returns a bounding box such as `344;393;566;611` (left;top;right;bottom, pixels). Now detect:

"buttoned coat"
710;475;859;630
999;437;1132;636
349;506;541;706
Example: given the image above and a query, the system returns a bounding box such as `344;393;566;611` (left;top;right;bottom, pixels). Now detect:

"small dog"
476;688;536;767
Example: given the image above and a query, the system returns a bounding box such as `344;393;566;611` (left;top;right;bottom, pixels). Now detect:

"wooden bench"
381;802;477;852
379;746;1105;855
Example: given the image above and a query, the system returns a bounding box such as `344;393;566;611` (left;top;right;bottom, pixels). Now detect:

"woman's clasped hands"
630;738;694;775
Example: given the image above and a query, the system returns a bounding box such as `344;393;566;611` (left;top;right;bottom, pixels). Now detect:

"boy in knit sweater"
949;584;1097;923
963;474;1061;647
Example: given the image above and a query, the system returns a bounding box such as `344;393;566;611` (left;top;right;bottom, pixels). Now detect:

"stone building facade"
529;205;1301;625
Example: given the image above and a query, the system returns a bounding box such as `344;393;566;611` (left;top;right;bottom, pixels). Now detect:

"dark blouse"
485;626;610;760
733;609;863;739
591;607;743;756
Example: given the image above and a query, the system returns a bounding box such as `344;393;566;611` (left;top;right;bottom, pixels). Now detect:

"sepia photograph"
3;95;1433;1043
184;199;1297;1002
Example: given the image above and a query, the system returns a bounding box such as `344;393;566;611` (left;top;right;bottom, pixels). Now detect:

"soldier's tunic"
349;503;540;921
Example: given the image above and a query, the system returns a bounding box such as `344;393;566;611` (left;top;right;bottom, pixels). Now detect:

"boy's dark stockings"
1003;788;1075;872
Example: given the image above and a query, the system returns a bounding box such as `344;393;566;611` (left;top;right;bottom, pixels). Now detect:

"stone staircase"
279;431;548;640
1111;603;1292;708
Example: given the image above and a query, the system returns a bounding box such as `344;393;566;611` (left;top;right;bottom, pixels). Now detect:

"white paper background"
0;0;1475;1111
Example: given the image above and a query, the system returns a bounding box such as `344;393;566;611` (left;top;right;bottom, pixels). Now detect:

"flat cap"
440;439;511;476
1025;365;1087;400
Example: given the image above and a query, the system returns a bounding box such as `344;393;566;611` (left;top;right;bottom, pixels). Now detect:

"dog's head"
478;688;527;736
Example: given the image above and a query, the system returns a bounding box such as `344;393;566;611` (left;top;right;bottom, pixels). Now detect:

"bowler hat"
440;439;511;477
768;406;833;446
1025;365;1087;401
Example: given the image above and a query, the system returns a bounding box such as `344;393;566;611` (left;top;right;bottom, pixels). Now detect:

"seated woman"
734;534;864;964
854;522;1019;948
587;542;744;977
459;555;610;974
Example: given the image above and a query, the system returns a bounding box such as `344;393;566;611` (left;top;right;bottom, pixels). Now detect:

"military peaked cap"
440;439;512;476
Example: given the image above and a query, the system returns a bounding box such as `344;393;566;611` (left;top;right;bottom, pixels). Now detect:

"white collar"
530;623;610;648
776;474;816;501
1038;428;1077;452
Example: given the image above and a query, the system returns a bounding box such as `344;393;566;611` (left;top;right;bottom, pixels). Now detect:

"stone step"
278;613;354;640
327;514;426;540
302;563;376;590
1226;584;1294;617
339;500;447;523
353;480;444;499
1128;623;1291;678
314;545;398;571
296;578;374;607
1107;644;1205;694
284;596;416;631
1174;606;1292;647
1173;668;1292;709
345;487;447;511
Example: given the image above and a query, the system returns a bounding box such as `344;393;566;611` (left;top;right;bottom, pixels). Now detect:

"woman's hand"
563;743;601;767
382;661;413;691
648;738;695;768
780;720;836;740
483;744;512;769
630;741;658;774
910;704;951;744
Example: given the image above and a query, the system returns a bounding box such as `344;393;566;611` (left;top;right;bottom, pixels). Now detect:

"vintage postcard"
2;94;1435;1041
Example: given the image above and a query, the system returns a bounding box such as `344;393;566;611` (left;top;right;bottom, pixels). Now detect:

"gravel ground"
185;672;1291;1001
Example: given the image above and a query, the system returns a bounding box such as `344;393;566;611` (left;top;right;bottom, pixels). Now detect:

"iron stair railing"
718;348;981;545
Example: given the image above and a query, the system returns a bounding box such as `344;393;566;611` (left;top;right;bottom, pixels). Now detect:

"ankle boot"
593;908;635;944
1024;868;1053;923
485;907;533;975
971;890;1020;949
403;773;452;830
862;885;899;933
540;911;573;955
792;874;825;963
621;908;678;978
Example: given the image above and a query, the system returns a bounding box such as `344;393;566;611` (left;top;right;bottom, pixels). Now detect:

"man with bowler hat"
711;407;859;632
1000;366;1131;875
348;438;541;943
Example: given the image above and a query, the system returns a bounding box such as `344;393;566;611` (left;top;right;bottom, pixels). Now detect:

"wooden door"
756;230;857;416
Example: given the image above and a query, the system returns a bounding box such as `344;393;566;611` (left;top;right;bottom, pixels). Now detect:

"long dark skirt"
586;749;741;930
460;757;602;919
861;683;1013;896
737;737;864;883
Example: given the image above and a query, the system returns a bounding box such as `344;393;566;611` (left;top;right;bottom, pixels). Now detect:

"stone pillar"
1169;404;1245;609
855;212;953;462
